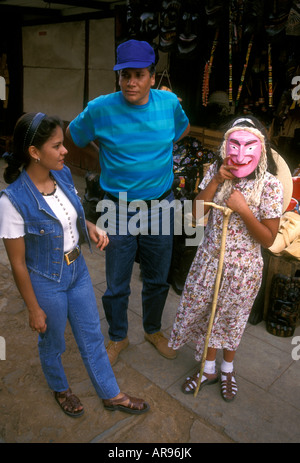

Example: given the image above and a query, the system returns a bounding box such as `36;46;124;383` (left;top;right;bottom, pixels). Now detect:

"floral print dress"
169;162;283;361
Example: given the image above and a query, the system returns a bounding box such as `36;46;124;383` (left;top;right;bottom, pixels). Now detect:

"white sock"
203;359;216;375
221;360;234;380
184;359;216;392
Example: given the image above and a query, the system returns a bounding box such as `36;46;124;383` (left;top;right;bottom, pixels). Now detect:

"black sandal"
54;388;84;418
103;393;150;415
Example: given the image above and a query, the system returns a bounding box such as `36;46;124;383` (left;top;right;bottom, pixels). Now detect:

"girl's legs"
66;256;149;413
67;255;120;399
30;267;84;416
206;347;238;401
181;347;238;399
31;256;119;403
31;255;149;415
223;348;236;362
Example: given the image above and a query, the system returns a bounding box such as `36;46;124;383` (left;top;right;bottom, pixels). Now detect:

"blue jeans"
29;253;120;399
102;192;174;341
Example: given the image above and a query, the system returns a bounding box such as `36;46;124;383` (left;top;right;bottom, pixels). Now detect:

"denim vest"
0;166;91;282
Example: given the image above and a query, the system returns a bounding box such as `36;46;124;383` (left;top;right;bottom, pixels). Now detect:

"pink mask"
226;130;262;178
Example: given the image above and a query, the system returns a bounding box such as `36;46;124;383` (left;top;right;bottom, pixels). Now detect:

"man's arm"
65;125;100;168
175;123;190;143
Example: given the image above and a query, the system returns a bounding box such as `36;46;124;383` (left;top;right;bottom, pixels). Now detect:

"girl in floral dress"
169;116;283;401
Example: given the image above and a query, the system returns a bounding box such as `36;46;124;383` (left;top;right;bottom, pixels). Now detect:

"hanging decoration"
235;36;253;109
268;42;273;108
228;0;244;111
202;29;219;107
228;10;233;108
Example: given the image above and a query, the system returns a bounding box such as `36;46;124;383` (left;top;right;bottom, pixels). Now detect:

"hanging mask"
140;11;159;41
178;11;201;54
265;0;290;40
159;0;182;52
242;0;264;38
286;1;300;37
226;130;262;178
126;0;141;38
205;0;223;28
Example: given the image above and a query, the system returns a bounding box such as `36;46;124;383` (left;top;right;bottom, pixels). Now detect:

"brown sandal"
54;388;84;417
220;371;238;402
181;370;218;394
103;393;150;415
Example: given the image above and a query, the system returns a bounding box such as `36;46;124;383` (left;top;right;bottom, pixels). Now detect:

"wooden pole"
194;202;233;398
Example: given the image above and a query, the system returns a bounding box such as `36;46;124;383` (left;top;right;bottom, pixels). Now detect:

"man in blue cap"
66;39;190;366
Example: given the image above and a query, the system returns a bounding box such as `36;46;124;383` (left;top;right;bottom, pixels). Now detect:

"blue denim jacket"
0;166;91;282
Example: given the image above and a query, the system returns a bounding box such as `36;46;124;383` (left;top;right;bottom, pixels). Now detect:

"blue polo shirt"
69;89;189;201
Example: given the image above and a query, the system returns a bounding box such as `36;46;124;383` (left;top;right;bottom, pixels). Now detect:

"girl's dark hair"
3;112;63;184
217;115;278;177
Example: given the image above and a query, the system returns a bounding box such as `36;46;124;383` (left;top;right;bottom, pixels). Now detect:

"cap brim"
113;61;154;70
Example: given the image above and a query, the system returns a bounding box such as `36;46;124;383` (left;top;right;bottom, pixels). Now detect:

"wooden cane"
194;202;233;398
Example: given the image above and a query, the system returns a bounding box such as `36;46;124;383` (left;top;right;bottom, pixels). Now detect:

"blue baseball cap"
113;39;155;71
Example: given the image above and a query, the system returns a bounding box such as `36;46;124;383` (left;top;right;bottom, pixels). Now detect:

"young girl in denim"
0;112;149;417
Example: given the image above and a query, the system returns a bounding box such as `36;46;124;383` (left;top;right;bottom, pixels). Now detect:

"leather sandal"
54;388;84;417
181;370;218;394
103;393;150;415
220;371;238;402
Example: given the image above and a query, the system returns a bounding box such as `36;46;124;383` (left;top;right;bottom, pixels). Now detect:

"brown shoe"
106;337;129;366
144;331;177;359
54;388;84;418
103;392;150;415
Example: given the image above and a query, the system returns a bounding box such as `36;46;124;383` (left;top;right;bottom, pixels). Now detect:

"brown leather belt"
64;245;80;265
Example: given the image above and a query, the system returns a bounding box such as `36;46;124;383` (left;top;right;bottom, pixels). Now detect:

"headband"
232;117;256;127
23;112;46;151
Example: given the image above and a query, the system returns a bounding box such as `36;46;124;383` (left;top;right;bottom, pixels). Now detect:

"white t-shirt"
0;184;79;252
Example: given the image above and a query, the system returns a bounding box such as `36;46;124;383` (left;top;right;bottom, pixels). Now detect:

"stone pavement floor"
0;159;300;444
